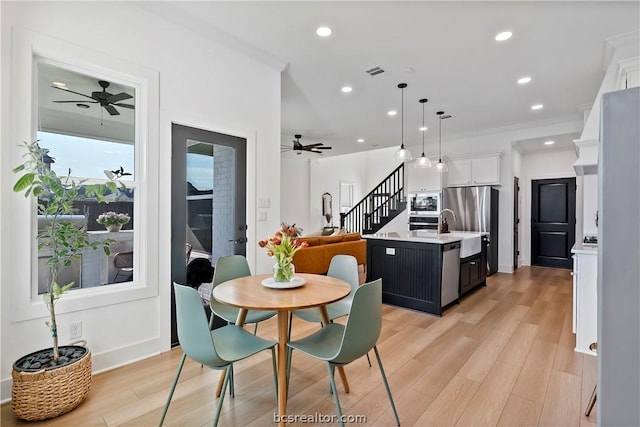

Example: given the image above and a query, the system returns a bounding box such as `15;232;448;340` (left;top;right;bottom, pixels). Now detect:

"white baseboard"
1;337;168;403
498;263;514;273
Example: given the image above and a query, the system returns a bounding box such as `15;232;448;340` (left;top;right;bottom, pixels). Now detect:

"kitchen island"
363;230;486;316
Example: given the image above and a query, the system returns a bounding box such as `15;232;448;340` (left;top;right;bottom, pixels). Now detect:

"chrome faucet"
439;209;457;222
438;209;456;233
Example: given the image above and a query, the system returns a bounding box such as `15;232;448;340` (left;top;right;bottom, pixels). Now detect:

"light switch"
258;197;271;208
258;210;267;221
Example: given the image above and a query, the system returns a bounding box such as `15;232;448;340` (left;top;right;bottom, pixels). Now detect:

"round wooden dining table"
212;273;351;426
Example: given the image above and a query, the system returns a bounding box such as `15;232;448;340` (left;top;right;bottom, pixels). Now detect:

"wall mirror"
34;57;137;294
339;181;354;213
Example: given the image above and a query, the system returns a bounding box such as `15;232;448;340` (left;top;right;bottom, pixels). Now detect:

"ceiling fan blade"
309;150;323;154
303;143;324;148
51;85;96;100
315;146;332;149
107;92;133;103
52;100;99;104
104;104;120;116
113;103;134;109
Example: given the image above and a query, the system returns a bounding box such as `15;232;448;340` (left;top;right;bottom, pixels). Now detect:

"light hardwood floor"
1;266;597;426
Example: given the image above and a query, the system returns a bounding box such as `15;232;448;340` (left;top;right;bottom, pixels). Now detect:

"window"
8;29;159;322
34;59;138;293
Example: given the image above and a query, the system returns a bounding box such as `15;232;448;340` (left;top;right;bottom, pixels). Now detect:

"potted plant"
96;211;131;232
10;141;128;421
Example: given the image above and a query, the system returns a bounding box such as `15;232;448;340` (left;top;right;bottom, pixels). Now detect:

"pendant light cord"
422;102;426;155
438;116;442;161
401;85;404;147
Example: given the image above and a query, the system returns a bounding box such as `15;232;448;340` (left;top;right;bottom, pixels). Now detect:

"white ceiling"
37;61;135;144
154;2;636;157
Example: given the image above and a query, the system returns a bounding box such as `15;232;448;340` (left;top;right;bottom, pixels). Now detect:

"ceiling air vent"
365;66;385;77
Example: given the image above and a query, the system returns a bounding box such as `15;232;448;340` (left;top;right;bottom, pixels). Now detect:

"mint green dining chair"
290;254;360;326
209;255;276;332
286;278;400;427
160;283;277;427
288;255;371;366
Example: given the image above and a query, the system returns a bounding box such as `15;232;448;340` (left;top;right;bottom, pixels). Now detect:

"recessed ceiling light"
517;76;532;84
388;110;397;116
316;27;332;37
495;31;512;41
531;104;544;110
341;86;352;93
544;140;555;145
52;81;67;88
419;126;428;131
357;138;365;143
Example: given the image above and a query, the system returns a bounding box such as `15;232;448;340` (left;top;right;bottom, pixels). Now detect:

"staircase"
340;163;406;234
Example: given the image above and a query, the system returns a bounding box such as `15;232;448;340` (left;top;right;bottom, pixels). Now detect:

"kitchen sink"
413;230;483;258
446;233;482;258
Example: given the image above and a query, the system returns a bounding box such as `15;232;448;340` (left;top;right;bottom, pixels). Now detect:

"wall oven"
408;215;438;231
408;192;441;216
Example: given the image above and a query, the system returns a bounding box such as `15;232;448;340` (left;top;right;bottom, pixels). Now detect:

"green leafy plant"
12;141;128;361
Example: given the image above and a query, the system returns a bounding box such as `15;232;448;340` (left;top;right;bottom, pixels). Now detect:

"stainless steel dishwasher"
441;241;461;307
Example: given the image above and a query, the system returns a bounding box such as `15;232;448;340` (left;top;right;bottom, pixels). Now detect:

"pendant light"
393;83;413;161
436;110;452;173
413;98;432;168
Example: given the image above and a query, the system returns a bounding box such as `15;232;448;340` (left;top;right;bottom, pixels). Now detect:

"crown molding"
604;30;640;68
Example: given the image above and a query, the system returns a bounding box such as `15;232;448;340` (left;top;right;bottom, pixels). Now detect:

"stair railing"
340;163;405;234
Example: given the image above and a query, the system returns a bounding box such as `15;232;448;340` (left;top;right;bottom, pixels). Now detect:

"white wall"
280;156;311;233
288;119;584;274
520;147;579;266
582;174;598;235
307;152;368;233
1;1;282;400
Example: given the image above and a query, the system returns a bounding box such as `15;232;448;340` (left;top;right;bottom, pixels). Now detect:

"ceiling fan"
51;80;134;116
281;134;332;155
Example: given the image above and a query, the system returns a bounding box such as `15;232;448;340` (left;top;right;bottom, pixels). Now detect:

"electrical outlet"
70;321;82;339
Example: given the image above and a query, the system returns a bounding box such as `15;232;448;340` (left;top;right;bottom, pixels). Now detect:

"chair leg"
159;353;187;426
253;322;259;335
327;364;345;427
585;384;597;416
366;352;372;367
270;347;278;408
213;366;231;427
286;346;293;400
287;312;293;341
374;346;400;426
229;365;234;397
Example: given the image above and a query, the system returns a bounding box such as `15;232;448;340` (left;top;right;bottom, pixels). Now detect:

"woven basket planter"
11;346;92;421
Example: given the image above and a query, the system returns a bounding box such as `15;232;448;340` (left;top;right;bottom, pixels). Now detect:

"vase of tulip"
259;223;308;282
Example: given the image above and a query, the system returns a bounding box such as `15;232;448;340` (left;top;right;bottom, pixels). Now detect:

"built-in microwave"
408;192;440;216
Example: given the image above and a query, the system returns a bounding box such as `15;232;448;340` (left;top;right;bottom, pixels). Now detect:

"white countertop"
572;242;598;254
362;230;485;245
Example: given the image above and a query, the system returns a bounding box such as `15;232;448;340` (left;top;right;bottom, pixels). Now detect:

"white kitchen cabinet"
406;159;444;192
572;247;597;355
448;154;500;187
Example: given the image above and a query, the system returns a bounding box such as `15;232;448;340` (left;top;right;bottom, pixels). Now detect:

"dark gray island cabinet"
364;232;462;316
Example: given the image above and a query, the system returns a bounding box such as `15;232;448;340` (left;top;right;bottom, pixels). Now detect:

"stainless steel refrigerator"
598;86;639;425
442;186;499;275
